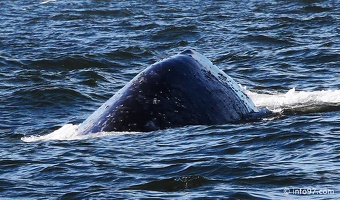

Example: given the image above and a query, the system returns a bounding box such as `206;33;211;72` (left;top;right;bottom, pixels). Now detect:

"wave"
40;0;57;5
123;175;211;192
22;88;340;142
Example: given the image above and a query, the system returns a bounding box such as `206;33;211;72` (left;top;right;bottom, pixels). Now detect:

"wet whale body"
77;49;264;134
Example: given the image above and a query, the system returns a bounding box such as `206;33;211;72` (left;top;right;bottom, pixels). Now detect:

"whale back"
77;50;258;133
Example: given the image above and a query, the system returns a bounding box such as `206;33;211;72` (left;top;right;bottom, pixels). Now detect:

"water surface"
1;0;339;199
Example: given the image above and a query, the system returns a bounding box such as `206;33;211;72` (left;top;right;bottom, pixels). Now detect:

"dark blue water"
1;0;339;199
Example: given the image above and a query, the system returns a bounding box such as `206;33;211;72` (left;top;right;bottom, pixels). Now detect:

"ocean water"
1;0;339;199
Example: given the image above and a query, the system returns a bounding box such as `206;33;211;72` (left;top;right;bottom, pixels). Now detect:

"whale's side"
77;49;259;134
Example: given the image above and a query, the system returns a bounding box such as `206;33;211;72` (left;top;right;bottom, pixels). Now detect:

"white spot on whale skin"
153;98;160;105
139;77;145;83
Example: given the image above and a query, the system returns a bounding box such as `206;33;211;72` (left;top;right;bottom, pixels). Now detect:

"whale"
76;49;266;134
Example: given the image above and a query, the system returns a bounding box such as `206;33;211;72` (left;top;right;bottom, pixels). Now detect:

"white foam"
245;88;340;113
22;124;79;142
21;124;139;142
